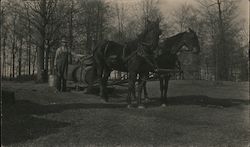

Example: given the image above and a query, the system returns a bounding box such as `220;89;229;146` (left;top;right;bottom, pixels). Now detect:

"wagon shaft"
155;68;181;74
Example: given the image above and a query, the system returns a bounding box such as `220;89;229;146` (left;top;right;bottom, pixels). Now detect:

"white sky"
111;0;249;22
158;0;248;21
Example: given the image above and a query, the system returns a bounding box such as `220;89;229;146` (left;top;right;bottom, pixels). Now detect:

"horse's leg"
159;76;164;103
138;73;148;102
133;74;139;101
132;82;136;102
102;69;111;102
96;65;105;99
127;72;136;108
137;73;147;109
58;76;62;92
62;78;66;92
143;82;149;101
55;75;60;92
162;75;170;107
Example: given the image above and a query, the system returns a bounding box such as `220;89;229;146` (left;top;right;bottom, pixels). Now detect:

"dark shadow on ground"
145;95;249;108
2;94;248;145
2;101;70;145
2;100;128;145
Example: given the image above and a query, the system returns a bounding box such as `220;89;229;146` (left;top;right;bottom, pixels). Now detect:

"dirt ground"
1;80;250;147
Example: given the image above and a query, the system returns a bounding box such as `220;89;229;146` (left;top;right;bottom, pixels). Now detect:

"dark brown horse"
144;28;200;106
93;19;162;108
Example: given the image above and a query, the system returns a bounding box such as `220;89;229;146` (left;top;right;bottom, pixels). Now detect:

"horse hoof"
138;105;145;109
101;99;108;103
127;105;132;109
161;104;167;107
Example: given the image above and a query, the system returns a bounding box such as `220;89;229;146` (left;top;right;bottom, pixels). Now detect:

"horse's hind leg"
143;80;149;102
62;78;66;92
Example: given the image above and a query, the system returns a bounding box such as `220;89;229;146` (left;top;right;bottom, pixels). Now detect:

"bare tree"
197;0;245;81
78;0;110;54
23;0;71;82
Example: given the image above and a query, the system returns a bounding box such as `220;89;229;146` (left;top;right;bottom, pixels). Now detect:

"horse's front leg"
127;72;136;108
138;74;149;102
162;75;170;107
137;73;147;109
143;73;149;102
96;65;105;101
159;76;164;103
102;69;111;102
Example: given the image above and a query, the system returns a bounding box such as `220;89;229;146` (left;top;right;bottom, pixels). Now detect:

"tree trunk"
33;48;37;76
12;16;16;78
68;0;73;64
50;53;55;74
12;39;16;78
216;0;228;81
2;33;6;77
37;45;45;82
86;30;92;55
28;11;31;75
44;44;50;81
0;0;1;83
18;38;23;78
36;0;47;82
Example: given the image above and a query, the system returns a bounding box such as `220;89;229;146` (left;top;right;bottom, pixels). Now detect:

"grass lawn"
2;80;249;147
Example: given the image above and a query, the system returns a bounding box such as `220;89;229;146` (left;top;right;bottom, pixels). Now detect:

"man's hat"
61;36;68;43
61;38;68;43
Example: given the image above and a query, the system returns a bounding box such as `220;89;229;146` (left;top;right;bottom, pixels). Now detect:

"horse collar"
139;41;152;47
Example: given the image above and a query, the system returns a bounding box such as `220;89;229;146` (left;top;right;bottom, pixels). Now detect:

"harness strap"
104;41;110;57
137;44;159;70
123;42;151;62
122;44;127;59
122;42;159;71
123;51;136;63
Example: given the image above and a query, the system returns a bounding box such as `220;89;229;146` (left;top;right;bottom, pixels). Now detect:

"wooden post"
0;0;2;92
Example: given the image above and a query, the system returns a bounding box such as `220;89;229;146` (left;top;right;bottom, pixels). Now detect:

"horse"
143;28;200;106
93;19;162;108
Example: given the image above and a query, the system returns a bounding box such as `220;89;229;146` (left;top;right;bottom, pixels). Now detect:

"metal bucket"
49;75;56;87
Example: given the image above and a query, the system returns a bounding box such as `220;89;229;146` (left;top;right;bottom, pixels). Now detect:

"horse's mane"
163;32;185;48
137;28;149;41
157;32;186;54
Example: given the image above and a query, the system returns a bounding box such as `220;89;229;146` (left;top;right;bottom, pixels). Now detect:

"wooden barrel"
81;66;97;85
67;64;81;82
67;64;97;85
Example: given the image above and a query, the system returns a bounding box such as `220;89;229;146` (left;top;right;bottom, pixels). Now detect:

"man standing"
54;38;69;92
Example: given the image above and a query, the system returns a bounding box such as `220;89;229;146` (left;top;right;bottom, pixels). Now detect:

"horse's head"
146;18;162;36
182;28;200;54
138;18;162;51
